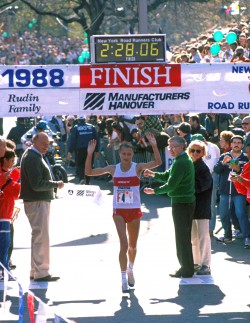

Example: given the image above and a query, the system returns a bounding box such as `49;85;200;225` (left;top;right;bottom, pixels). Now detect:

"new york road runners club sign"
0;63;249;117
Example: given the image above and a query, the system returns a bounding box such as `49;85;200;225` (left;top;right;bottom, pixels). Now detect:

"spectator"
214;135;250;247
0;137;6;157
48;115;67;158
219;130;234;153
135;115;163;137
191;134;220;237
189;114;209;140
111;121;133;143
7;118;31;161
229;117;245;137
144;136;195;278
21;120;55;150
68;116;99;185
20;132;64;281
245;37;250;59
175;122;192;145
216;114;233;136
242;115;250;152
187;139;213;275
230;46;250;63
130;129;145;153
205;113;218;142
142;128;169;154
231;142;250;249
0;149;20;280
189;47;201;63
165;114;183;137
0;119;3;136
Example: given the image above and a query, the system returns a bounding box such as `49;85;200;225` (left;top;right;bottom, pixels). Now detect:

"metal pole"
138;0;147;34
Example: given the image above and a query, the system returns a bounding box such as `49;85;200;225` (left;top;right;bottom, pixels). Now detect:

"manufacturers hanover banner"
0;63;249;117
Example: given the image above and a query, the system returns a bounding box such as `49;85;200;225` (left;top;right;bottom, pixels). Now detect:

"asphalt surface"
0;167;250;322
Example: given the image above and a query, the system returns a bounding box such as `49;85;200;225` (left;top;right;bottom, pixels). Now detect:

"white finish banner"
0;65;80;117
0;63;249;117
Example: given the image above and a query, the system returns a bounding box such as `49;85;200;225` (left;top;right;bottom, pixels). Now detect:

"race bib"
116;188;133;204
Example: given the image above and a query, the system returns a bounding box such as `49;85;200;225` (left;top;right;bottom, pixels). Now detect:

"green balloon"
2;32;7;38
84;38;88;44
28;23;33;28
85;51;90;59
81;51;87;59
78;56;84;63
226;32;237;45
84;32;88;37
210;43;220;56
32;19;37;24
213;30;224;42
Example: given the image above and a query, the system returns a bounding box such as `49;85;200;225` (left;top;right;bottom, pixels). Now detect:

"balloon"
81;51;87;59
210;43;220;56
32;19;37;24
84;38;88;44
78;56;84;63
226;32;237;44
28;23;33;28
2;32;7;38
213;30;224;42
84;32;88;37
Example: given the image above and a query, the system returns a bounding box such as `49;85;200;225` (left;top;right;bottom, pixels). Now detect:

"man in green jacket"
144;136;195;278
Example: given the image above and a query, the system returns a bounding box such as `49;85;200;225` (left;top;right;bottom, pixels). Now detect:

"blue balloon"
78;56;84;63
226;32;237;45
210;43;220;56
213;30;224;42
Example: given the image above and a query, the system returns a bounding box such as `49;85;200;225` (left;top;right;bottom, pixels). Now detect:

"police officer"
67;116;99;184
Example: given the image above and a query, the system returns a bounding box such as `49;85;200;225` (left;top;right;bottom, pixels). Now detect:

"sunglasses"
242;122;249;125
190;149;202;154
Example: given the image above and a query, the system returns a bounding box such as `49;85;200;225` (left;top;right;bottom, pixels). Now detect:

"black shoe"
169;269;182;278
169;269;193;278
216;237;232;243
9;260;16;270
34;275;60;282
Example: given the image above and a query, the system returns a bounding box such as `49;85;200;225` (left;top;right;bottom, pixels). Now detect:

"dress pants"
192;219;211;267
172;201;195;276
24;201;50;279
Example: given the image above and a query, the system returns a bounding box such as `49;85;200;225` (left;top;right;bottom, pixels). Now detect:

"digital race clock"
90;34;166;64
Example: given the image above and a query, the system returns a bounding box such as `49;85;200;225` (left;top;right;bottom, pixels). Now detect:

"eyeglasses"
190;149;202;154
167;146;180;151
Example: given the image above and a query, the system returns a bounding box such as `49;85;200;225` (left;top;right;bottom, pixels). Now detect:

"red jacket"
0;166;20;221
234;162;250;202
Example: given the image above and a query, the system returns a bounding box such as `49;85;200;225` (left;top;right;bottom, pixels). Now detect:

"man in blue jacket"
68;116;99;184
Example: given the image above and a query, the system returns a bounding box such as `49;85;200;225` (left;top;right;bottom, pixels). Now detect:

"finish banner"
0;63;249;117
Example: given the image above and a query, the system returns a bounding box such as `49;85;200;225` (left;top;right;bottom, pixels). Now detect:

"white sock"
121;271;127;284
127;262;134;272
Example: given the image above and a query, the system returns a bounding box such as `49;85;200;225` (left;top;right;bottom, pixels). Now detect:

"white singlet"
113;162;141;209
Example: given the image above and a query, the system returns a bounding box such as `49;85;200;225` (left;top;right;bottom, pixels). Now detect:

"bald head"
33;132;50;155
0;136;6;158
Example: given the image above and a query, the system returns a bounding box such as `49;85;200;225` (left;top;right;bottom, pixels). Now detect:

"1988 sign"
1;68;64;87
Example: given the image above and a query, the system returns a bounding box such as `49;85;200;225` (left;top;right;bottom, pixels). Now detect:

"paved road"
0;173;250;322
